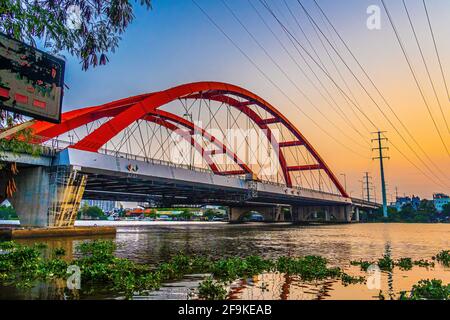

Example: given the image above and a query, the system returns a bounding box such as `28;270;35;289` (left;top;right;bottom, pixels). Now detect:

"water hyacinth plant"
399;279;450;300
0;240;448;300
433;250;450;266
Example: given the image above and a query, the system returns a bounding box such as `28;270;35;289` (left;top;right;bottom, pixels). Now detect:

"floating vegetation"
350;260;372;271
0;240;448;300
433;250;450;267
197;277;228;300
400;279;450;300
413;259;435;268
340;273;366;286
351;255;436;272
395;258;413;270
377;254;395;272
0;240;366;299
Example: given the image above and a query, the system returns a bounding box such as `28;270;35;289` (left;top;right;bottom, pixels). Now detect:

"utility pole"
363;172;371;202
372;131;389;218
358;179;365;199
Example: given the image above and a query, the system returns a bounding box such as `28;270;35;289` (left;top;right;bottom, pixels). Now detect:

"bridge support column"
292;206;306;223
355;207;360;222
229;207;250;223
3;166;87;228
324;209;331;222
2;166;52;227
229;206;287;223
292;206;321;223
335;205;352;223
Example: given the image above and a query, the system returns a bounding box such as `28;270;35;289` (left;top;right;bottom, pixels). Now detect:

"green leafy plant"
197;277;228;300
433;250;450;266
395;258;413;270
400;279;450;300
54;248;66;257
3;240;447;300
0;0;152;70
350;260;372;271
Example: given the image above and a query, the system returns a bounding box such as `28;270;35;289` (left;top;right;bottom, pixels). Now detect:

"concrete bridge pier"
324;208;331;222
354;207;360;222
1;166;52;227
292;205;353;223
335;205;353;223
229;205;284;223
292;206;316;223
1;166;87;228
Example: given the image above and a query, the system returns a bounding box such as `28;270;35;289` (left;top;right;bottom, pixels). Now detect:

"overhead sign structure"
0;33;65;123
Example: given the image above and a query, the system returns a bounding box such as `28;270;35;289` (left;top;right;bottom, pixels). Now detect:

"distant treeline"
362;200;449;223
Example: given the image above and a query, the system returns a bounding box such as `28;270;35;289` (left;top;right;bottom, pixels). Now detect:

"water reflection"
1;223;449;300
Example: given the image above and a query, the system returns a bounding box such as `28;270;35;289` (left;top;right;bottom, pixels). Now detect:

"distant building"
433;193;450;213
81;200;117;213
395;195;421;211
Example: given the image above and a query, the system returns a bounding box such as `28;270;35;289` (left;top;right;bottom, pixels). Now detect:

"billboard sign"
0;33;65;123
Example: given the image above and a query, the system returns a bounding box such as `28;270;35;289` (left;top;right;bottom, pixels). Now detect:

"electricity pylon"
372;131;389;218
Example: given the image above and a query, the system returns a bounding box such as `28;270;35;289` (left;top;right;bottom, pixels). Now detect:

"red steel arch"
26;81;348;197
29;98;252;176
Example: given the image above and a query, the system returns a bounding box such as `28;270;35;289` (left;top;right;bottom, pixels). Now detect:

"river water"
1;222;449;300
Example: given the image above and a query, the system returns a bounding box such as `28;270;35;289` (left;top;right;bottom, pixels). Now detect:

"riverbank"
0;226;116;239
0;219;229;227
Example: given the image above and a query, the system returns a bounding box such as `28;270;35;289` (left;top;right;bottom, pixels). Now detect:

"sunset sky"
60;0;450;199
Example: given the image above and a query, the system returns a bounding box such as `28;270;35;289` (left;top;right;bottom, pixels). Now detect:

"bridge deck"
53;148;351;207
4;149;380;209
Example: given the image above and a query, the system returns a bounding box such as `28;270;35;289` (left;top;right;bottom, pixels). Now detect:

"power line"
381;0;450;157
423;0;450;102
402;0;449;134
259;0;378;129
258;0;371;143
259;0;448;189
299;0;373;135
191;0;368;159
311;0;449;180
281;0;371;142
220;0;369;151
302;0;450;186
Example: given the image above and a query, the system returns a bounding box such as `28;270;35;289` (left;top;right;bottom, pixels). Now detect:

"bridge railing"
39;138;343;198
351;198;381;207
258;179;343;198
40;138;221;174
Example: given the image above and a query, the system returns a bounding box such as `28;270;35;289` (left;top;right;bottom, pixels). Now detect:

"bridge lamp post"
183;112;194;169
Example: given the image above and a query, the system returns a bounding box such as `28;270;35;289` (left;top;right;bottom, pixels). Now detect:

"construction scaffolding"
48;166;87;227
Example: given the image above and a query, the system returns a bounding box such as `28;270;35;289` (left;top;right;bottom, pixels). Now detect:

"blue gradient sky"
60;0;450;199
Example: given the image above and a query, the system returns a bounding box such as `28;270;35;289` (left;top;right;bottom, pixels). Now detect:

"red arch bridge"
1;82;379;227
